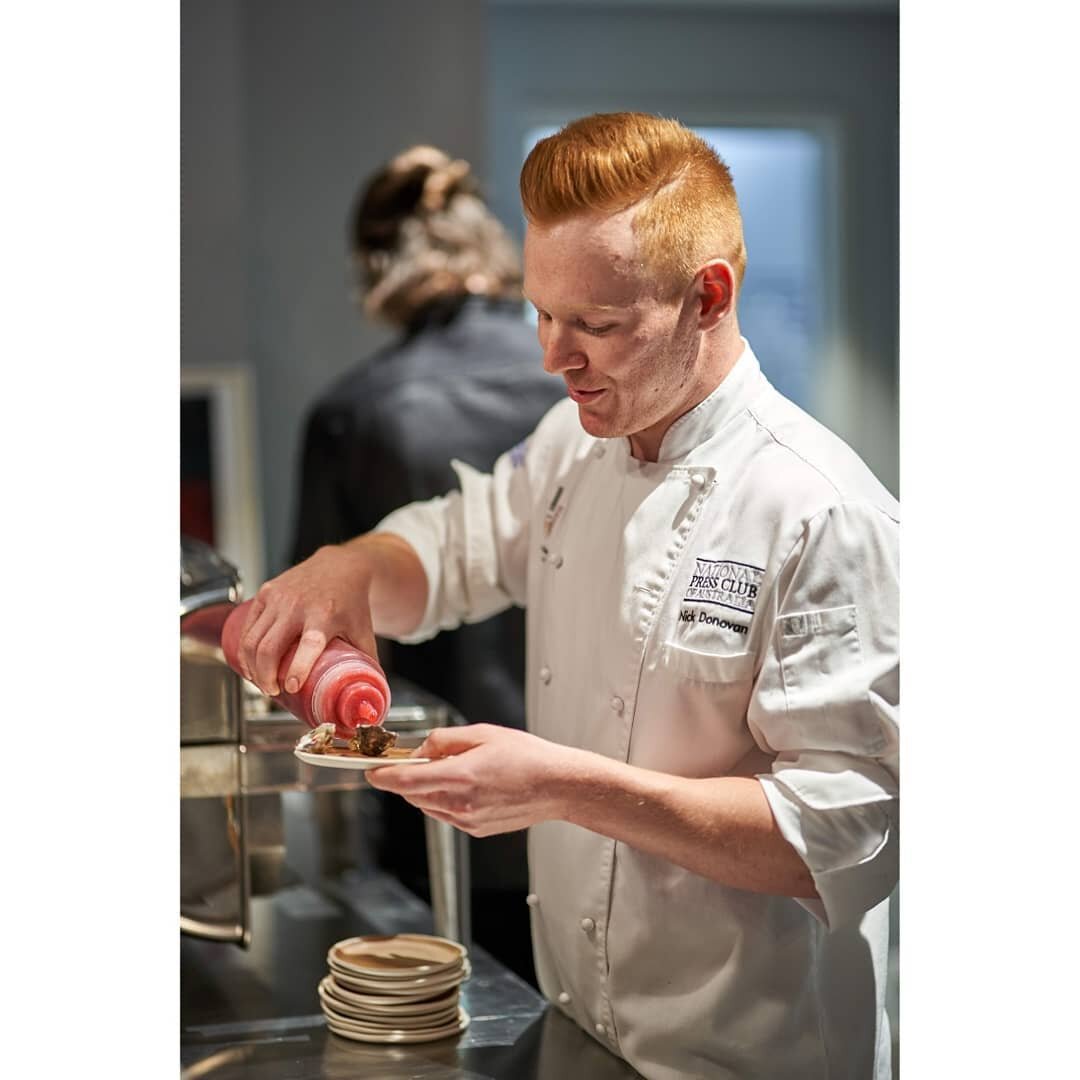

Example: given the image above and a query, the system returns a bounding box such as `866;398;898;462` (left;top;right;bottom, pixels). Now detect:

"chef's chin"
575;407;612;438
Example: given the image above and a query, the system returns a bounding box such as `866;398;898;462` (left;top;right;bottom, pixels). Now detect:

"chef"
237;112;899;1080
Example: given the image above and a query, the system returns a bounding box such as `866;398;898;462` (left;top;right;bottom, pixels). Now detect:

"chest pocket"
660;642;755;685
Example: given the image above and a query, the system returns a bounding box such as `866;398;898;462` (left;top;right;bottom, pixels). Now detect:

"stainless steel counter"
181;868;643;1079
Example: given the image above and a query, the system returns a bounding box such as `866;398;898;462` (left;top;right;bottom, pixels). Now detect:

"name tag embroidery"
678;608;749;633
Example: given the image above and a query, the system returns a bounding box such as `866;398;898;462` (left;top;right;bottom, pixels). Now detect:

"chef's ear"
695;260;736;329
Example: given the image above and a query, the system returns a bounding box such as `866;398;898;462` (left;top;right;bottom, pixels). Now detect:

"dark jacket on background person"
291;295;563;740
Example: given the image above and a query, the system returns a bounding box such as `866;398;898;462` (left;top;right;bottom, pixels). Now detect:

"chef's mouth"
567;385;606;404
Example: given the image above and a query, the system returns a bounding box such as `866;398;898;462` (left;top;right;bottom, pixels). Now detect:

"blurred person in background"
289;146;563;986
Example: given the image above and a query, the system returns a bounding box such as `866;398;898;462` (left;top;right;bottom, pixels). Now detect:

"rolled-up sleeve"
373;440;538;644
748;501;899;930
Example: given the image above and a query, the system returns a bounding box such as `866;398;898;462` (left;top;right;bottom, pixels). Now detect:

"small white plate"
294;749;430;771
321;977;459;1011
318;983;459;1028
329;934;467;978
323;978;458;1010
327;965;468;997
324;1006;470;1044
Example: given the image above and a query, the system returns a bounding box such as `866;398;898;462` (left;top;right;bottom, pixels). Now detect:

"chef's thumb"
416;726;482;759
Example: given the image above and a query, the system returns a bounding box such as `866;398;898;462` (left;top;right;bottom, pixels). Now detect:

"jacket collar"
608;339;764;465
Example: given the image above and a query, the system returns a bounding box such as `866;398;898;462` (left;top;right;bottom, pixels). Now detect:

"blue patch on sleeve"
509;440;528;469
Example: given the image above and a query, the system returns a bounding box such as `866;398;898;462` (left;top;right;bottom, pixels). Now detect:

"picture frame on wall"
180;366;266;594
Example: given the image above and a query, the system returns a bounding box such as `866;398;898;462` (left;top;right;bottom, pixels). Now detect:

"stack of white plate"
319;933;471;1044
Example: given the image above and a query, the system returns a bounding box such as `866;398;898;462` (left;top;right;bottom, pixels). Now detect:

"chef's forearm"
338;532;428;639
555;751;819;900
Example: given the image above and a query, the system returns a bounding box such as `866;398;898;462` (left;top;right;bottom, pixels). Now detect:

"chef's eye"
579;319;615;336
535;309;552;323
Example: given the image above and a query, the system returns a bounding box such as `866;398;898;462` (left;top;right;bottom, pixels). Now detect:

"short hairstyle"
520;113;747;298
350;145;523;326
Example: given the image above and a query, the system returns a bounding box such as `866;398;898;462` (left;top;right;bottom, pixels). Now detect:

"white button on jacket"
378;343;899;1080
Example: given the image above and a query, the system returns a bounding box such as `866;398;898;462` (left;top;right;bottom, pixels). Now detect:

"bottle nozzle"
336;681;387;733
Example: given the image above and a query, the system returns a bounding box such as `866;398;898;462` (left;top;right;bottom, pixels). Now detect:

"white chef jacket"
377;342;899;1080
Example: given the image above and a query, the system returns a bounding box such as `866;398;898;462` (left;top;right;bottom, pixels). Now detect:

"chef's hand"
235;544;378;697
365;725;577;836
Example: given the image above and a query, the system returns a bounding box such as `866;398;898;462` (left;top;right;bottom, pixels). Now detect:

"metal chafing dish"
180;536;470;948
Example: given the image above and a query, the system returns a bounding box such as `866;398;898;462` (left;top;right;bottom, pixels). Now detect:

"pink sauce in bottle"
188;599;391;736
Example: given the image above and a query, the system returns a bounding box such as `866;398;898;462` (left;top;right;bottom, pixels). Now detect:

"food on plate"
296;721;400;758
297;722;337;753
352;724;397;757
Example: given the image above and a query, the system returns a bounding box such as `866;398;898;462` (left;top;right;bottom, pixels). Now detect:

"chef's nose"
541;322;586;376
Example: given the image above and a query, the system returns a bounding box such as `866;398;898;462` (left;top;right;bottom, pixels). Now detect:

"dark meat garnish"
349;725;397;757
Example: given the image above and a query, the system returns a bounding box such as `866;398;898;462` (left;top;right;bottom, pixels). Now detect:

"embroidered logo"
684;558;765;615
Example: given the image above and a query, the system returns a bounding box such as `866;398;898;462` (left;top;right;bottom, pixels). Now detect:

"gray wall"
182;0;897;582
182;0;248;372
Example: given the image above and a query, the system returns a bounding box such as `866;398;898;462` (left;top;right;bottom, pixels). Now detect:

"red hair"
520;113;746;297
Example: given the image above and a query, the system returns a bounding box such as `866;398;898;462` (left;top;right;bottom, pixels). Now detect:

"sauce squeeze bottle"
217;599;391;736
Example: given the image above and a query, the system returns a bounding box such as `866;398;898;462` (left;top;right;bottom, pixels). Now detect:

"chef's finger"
411;804;467;830
395;786;478;818
414;724;489;759
251;617;300;697
365;761;466;795
237;595;264;637
409;799;531;838
237;600;281;686
233;596;266;680
282;627;328;695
